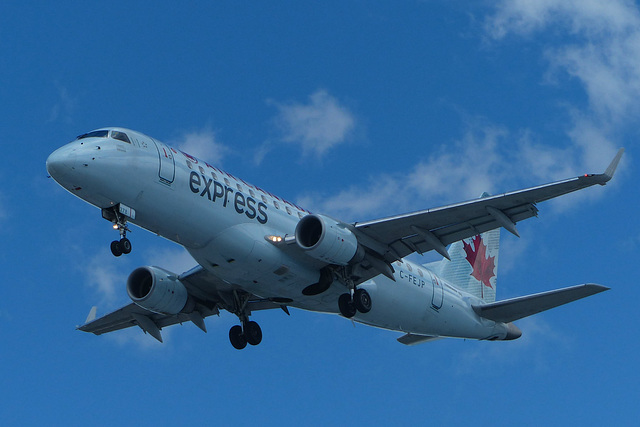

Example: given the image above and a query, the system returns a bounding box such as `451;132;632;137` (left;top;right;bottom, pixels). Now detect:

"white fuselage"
47;129;513;341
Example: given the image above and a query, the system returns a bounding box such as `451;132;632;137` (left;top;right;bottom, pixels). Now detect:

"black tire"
119;238;132;254
353;289;372;313
110;240;123;257
244;321;263;346
229;325;247;350
338;293;357;318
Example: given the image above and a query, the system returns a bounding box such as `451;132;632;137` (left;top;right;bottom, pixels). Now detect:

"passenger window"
249;189;256;197
407;264;412;272
418;269;423;277
111;131;131;143
286;207;292;215
298;212;305;219
237;184;243;192
273;200;280;209
211;172;218;180
261;195;268;203
199;166;205;174
224;178;231;186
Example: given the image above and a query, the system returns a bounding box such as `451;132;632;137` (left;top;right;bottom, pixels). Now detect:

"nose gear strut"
102;206;133;257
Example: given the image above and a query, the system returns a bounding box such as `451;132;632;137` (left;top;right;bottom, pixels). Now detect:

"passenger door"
152;139;175;185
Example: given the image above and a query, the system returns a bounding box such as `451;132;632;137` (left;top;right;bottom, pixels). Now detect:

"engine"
295;214;361;265
126;266;190;315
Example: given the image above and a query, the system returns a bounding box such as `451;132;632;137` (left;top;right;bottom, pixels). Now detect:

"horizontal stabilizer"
397;333;441;346
473;284;609;323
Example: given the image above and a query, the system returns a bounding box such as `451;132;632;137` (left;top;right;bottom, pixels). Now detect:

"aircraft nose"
46;144;77;181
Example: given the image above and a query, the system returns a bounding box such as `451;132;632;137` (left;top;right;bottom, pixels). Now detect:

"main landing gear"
229;320;263;350
228;292;263;350
338;288;372;318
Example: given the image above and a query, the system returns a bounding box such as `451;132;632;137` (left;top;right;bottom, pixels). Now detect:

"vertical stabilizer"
438;228;500;303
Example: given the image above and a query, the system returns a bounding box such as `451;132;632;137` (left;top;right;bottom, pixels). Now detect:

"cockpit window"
111;131;131;143
77;130;109;140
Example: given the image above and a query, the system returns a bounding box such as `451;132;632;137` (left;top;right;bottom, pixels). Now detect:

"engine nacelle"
295;214;361;265
126;266;189;315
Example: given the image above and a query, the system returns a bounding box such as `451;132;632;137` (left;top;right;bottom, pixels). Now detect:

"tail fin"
437;227;500;303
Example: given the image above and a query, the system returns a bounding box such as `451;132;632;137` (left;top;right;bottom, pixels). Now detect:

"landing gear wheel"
353;288;372;313
338;293;357;318
110;240;123;257
229;325;247;350
244;321;263;346
119;238;132;254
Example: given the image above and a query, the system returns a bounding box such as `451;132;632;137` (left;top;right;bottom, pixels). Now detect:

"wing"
353;149;624;267
77;266;283;342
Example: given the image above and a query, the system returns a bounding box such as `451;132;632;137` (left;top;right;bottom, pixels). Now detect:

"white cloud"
83;248;128;307
487;0;640;128
482;0;638;187
264;89;356;160
486;0;639;41
296;119;620;223
299;3;634;223
172;127;229;165
452;316;568;376
297;124;507;221
48;83;76;124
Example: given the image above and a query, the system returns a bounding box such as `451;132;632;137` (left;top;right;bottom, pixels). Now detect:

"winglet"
85;306;98;324
603;148;625;182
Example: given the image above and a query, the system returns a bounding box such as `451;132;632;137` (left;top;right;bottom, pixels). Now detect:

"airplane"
46;127;623;349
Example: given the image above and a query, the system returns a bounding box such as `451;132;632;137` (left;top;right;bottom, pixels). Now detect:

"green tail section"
436;228;500;303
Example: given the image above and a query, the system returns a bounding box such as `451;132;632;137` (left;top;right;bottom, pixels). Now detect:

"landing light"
113;224;119;230
266;235;283;243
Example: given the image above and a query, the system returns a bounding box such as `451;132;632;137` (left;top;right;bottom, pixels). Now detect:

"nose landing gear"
102;206;133;257
110;220;132;257
110;235;132;257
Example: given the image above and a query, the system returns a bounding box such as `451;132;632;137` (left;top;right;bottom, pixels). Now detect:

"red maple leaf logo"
463;235;496;288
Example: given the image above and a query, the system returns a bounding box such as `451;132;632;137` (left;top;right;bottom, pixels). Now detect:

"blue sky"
1;1;638;425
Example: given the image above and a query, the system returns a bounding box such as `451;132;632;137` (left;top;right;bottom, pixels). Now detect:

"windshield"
111;130;131;143
77;130;109;140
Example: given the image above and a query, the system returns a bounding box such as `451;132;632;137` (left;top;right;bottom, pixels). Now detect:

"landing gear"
228;320;263;350
338;293;357;318
353;288;372;313
338;288;372;318
229;325;247;350
228;292;263;350
244;321;263;346
103;206;132;257
110;237;132;257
